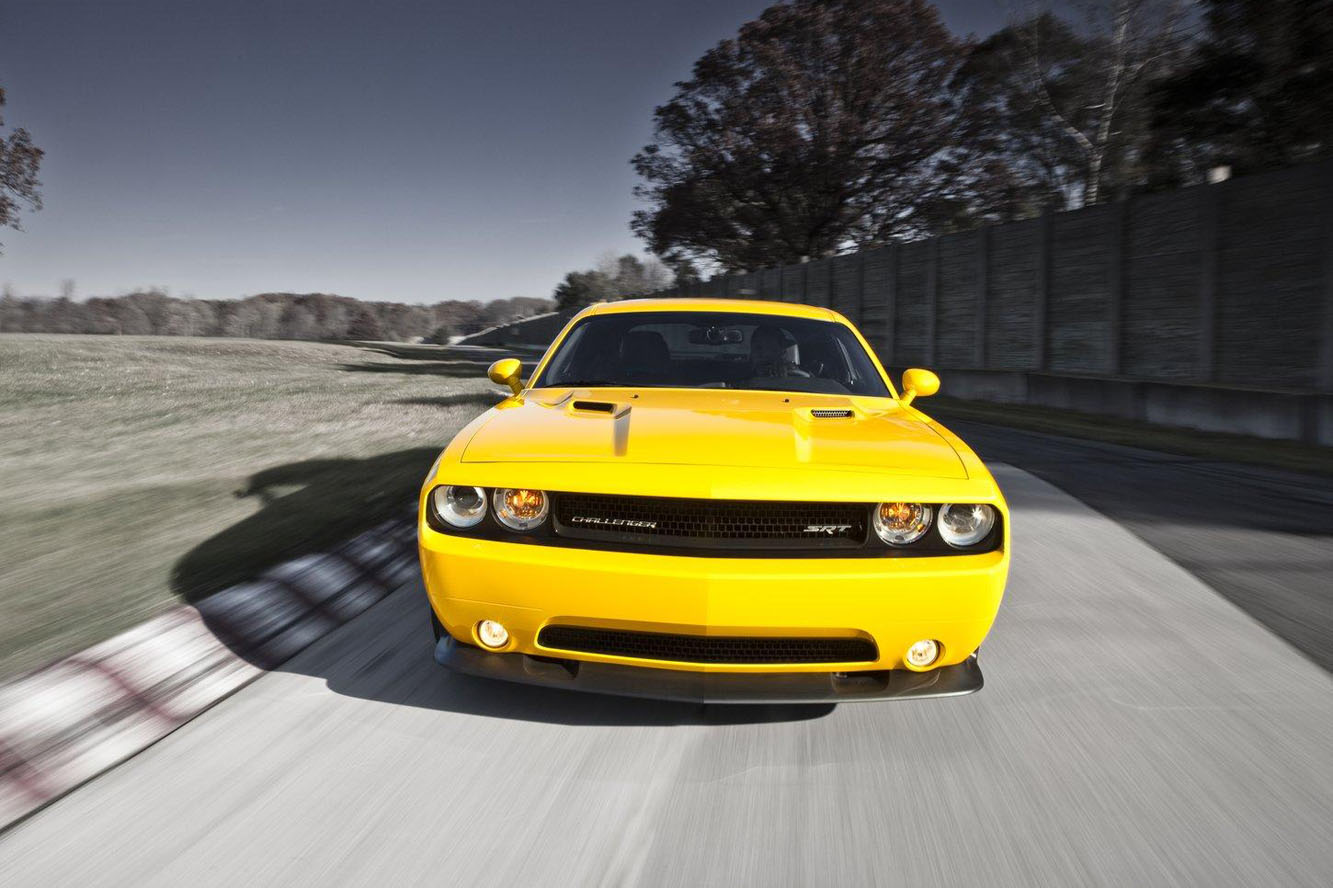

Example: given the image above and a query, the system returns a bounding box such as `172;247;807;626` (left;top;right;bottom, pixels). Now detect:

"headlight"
431;485;487;528
493;488;549;531
938;503;996;548
873;502;932;546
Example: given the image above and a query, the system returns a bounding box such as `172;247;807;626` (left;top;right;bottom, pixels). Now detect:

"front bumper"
435;635;983;703
420;529;1007;677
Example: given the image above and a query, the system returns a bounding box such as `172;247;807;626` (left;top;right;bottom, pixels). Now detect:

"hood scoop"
810;408;854;418
571;399;617;414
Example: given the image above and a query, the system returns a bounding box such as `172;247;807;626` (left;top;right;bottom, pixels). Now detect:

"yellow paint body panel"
418;299;1010;675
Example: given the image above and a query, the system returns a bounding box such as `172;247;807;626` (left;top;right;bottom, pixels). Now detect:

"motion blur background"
1;1;1331;885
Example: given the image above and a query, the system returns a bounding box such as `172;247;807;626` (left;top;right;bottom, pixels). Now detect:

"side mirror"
487;358;524;396
900;368;940;406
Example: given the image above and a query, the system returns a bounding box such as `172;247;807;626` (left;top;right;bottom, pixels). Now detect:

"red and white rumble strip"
0;518;418;830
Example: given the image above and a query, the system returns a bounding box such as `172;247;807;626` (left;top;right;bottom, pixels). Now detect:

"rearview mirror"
487;358;524;396
900;368;940;406
687;326;745;345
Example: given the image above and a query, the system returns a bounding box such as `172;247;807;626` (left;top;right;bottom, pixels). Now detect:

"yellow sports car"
418;298;1008;702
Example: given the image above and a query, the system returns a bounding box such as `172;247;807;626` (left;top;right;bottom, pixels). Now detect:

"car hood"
460;389;967;479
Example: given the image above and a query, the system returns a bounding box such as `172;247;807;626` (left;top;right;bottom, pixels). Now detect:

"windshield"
532;311;892;397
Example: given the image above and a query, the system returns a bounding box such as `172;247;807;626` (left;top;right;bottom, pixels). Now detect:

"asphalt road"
943;418;1333;672
2;465;1331;886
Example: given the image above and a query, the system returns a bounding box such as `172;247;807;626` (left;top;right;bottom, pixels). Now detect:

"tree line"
0;289;553;343
630;0;1333;277
551;253;674;311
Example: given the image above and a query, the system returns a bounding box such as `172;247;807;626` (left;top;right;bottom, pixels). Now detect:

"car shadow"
347;341;544;363
392;393;505;409
172;447;440;602
337;360;495;377
337;360;540;379
173;449;835;726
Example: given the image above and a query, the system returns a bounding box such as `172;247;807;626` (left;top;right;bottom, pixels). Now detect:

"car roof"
579;298;841;322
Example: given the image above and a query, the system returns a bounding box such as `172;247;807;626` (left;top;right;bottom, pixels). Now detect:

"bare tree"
1009;0;1191;205
595;253;674;296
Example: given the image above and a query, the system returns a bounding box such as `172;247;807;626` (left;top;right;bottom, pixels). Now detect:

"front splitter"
434;636;982;703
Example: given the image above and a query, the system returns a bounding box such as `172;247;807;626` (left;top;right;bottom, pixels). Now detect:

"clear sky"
0;1;1006;305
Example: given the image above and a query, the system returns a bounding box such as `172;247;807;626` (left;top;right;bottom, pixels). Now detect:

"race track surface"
2;466;1331;886
947;418;1333;672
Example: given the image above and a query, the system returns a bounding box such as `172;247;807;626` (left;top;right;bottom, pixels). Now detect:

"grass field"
0;335;503;681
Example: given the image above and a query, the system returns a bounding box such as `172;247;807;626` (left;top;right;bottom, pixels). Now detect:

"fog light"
477;620;509;649
905;639;940;669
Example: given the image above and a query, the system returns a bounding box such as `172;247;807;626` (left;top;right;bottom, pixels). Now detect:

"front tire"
429;608;445;642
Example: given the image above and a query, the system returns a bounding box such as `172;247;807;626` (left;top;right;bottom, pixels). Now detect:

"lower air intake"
536;626;877;664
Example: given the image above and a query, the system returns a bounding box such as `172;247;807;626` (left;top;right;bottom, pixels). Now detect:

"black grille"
537;626;877;664
553;493;868;550
810;408;853;418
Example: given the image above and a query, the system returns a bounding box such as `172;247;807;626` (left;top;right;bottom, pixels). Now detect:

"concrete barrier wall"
656;160;1333;445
